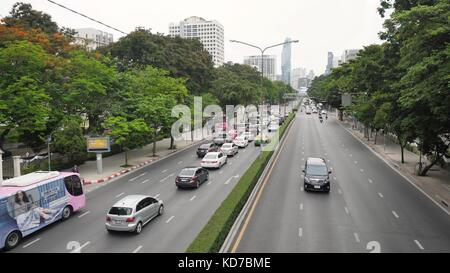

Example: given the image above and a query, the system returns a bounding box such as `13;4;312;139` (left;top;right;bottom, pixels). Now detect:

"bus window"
64;175;83;196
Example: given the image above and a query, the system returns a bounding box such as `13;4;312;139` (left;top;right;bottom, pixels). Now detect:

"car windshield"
179;169;196;176
204;154;217;159
222;144;232;148
109;207;132;216
199;144;210;149
306;165;328;176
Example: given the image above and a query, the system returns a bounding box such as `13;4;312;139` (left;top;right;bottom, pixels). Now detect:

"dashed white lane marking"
159;173;174;182
116;192;125;198
207;181;212;185
368;179;373;184
327;159;330;162
70;241;90;253
338;189;342;194
190;195;196;201
237;155;240;158
360;168;364;172
298;228;303;237
349;154;352;157
129;172;146;181
132;245;143;253
378;192;384;198
344;207;349;214
166;216;175;223
224;177;234;185
154;193;160;198
78;211;90;218
219;170;224;174
301;187;304;192
177;161;183;164
414;240;424;250
23;238;41;248
330;167;333;171
392;211;399;218
162;169;168;173
354;161;358;164
300;203;303;210
142;179;150;184
354;233;361;243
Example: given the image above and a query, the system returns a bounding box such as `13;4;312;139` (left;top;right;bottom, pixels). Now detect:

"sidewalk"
339;115;450;213
71;128;208;190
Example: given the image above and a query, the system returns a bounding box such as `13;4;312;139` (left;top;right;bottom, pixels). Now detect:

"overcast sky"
0;0;388;75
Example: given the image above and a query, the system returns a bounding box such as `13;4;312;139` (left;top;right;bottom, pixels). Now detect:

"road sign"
342;93;352;106
87;137;111;153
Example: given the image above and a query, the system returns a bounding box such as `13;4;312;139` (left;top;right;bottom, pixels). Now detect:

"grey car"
302;157;332;193
213;133;232;145
105;195;164;234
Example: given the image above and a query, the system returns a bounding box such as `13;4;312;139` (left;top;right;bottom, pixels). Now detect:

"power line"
47;0;128;35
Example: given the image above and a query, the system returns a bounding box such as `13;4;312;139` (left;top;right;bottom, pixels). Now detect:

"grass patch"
186;112;295;253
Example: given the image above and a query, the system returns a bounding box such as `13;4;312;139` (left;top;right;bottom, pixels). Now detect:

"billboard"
342;93;352;107
87;137;111;153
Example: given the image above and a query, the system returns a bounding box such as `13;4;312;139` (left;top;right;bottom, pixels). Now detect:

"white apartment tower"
244;55;277;81
169;16;224;67
74;28;113;50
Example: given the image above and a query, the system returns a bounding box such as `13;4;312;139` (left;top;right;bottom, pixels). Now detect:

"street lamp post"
230;39;299;156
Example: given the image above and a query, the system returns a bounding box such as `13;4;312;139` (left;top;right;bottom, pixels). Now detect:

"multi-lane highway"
10;138;262;253
233;111;450;253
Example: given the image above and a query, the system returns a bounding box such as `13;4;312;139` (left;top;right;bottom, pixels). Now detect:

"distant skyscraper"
244;55;277;81
325;52;334;75
281;38;292;85
74;28;113;50
341;49;360;63
291;67;307;90
169;16;224;67
307;70;315;80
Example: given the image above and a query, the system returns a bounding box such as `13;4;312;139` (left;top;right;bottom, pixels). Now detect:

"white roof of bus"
1;171;61;187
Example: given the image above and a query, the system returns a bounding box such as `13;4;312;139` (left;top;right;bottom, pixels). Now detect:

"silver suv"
105;195;164;234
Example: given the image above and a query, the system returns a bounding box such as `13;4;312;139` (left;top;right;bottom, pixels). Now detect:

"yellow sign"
87;137;110;152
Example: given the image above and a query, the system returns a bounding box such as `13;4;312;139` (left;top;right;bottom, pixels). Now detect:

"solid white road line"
70;241;90;253
115;192;125;198
154;193;160;198
414;240;424;250
378;192;384;198
23;238;41;248
392;211;399;218
344;207;349;214
298;228;303;238
78;211;90;218
177;161;183;164
162;169;168;173
354;233;361;243
166;216;175;223
132;245;143;253
142;179;150;184
129;172;146;181
190;195;196;201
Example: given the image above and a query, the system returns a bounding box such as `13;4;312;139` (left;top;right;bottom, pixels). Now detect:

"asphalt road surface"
234;112;450;253
10;138;263;253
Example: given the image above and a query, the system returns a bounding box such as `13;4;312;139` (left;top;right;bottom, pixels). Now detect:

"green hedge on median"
186;111;296;253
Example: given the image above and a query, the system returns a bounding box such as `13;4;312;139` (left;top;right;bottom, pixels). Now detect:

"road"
10;138;262;253
234;111;450;253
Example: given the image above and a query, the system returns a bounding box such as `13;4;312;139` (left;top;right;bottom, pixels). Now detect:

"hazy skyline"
0;0;388;75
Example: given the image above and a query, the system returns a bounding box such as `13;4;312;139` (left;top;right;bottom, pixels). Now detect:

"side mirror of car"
329;170;332;174
302;169;305;173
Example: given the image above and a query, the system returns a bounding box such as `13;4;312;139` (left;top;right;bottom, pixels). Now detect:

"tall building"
291;67;307;90
169;16;224;67
325;52;334;75
341;49;360;63
244;55;277;81
281;37;292;85
307;70;315;81
74;28;113;50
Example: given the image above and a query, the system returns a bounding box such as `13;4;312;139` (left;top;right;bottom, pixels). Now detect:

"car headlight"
304;177;310;183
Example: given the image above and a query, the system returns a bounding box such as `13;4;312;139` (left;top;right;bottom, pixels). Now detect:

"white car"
233;136;249;148
220;143;238;156
312;109;318;114
268;122;278;132
201;152;227;169
241;132;255;142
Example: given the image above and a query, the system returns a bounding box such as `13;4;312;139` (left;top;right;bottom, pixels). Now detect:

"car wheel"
135;222;143;234
62;206;72;220
158;205;164;216
4;231;21;250
196;180;200;188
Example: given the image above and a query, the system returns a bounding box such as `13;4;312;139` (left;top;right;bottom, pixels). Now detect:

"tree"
3;2;59;34
103;116;151;166
53;118;87;163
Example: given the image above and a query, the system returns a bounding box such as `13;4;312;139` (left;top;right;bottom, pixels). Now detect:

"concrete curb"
82;139;207;186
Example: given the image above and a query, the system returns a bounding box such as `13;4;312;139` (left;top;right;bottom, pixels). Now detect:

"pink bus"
0;171;86;250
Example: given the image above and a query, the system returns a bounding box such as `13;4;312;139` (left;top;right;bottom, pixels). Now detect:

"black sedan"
175;167;209;188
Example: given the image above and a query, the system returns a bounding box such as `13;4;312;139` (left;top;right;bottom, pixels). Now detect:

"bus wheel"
5;231;21;250
62;206;72;220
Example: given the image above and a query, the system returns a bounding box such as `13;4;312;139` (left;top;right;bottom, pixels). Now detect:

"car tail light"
201;160;206;163
211;161;217;163
176;177;180;182
126;217;135;223
191;176;198;182
106;216;111;222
